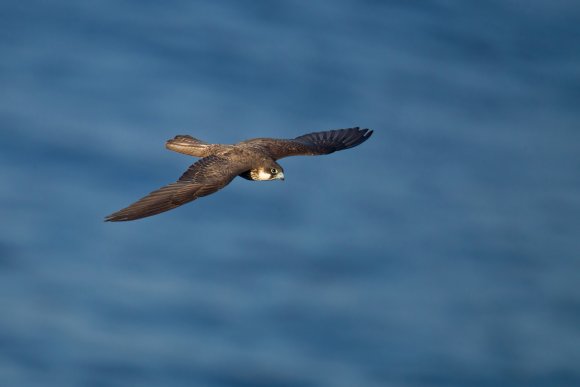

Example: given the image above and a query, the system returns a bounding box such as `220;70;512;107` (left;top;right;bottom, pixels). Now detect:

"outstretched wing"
242;127;373;160
105;155;249;222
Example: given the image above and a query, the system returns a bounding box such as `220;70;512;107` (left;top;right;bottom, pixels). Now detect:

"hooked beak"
277;172;285;181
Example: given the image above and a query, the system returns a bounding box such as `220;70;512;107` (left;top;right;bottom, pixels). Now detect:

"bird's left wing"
242;127;373;160
105;155;250;221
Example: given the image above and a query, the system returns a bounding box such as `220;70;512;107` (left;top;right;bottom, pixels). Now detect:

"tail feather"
166;135;211;157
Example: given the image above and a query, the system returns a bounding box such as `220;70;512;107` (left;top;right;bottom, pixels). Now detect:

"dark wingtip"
105;213;142;222
342;127;373;149
359;128;373;140
104;214;121;222
104;210;135;222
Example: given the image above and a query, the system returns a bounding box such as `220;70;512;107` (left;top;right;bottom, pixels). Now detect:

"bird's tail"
166;135;212;157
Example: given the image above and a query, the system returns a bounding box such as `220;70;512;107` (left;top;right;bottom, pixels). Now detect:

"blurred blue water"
1;1;580;386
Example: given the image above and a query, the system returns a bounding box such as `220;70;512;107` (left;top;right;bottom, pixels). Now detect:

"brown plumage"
105;127;373;221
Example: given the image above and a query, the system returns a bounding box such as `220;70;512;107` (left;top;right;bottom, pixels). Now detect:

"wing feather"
244;127;373;160
105;155;249;222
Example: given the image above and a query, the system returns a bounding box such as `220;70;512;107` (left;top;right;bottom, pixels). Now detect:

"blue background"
1;1;579;386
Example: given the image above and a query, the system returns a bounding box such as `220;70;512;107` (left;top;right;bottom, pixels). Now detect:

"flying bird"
105;127;373;221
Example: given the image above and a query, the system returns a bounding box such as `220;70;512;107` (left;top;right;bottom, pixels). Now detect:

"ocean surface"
1;1;579;386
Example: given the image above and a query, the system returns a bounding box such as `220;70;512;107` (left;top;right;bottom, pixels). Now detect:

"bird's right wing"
243;127;373;160
105;155;250;222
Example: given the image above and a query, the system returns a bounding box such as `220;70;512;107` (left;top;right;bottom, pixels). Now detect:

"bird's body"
105;127;373;221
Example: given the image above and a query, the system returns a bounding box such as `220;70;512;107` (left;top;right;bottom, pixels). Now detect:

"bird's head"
250;161;285;181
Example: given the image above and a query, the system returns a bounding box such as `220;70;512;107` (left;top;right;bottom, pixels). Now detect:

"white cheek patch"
257;170;273;180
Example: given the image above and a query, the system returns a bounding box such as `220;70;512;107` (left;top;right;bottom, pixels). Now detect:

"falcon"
105;127;373;221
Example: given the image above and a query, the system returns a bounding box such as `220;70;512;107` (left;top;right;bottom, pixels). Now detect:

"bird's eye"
270;168;278;174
